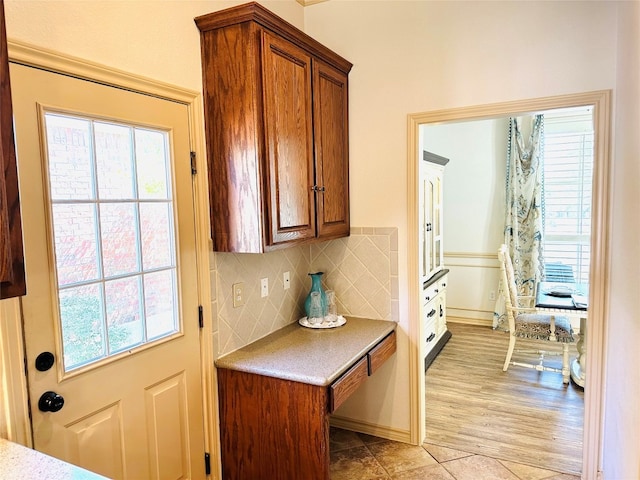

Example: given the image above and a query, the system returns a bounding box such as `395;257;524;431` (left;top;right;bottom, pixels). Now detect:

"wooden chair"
498;244;575;384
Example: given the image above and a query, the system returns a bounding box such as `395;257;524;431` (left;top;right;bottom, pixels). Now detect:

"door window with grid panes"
44;113;179;372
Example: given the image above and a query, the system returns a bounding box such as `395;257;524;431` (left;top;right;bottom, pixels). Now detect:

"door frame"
407;91;611;479
0;39;219;477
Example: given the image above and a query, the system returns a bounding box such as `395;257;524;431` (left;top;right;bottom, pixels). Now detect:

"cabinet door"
420;170;435;283
0;0;25;299
432;173;443;274
313;60;350;239
437;289;447;337
423;296;438;357
261;31;316;247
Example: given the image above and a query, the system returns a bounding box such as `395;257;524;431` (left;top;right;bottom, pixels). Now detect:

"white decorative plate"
544;285;575;297
298;315;346;329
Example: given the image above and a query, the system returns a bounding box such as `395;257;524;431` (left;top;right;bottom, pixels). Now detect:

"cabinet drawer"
423;284;440;303
368;331;396;375
424;313;437;356
329;356;368;413
424;301;438;324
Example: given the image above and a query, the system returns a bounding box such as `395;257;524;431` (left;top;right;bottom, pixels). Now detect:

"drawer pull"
427;309;436;318
427;333;436;343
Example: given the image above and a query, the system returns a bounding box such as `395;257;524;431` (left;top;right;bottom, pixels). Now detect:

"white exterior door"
11;63;206;479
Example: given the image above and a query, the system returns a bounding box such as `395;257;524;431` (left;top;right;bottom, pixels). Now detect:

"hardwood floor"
425;322;584;475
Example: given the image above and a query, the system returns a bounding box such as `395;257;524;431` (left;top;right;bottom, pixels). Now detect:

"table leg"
570;316;586;387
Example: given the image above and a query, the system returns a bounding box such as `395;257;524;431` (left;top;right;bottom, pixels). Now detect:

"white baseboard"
447;315;493;327
329;416;412;444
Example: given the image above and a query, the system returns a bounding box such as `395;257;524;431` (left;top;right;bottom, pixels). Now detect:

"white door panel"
11;62;205;479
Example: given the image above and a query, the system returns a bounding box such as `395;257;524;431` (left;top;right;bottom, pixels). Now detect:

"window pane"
45;114;94;201
135;129;170;199
59;284;105;370
44;112;181;372
140;203;173;270
52;203;100;286
144;270;178;340
100;202;140;277
95;122;135;199
105;276;144;353
542;108;593;284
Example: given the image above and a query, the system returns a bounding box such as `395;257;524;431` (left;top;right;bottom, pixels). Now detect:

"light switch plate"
261;278;269;298
283;271;290;290
232;282;245;308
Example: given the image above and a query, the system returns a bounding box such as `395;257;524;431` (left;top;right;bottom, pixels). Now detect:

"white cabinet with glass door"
420;151;448;285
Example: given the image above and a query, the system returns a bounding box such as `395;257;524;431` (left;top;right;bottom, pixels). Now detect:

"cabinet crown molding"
195;1;352;75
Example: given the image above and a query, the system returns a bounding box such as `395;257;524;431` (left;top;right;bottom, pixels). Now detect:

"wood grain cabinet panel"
368;331;397;376
0;0;25;299
329;356;367;413
195;2;352;252
217;369;330;480
313;60;350;239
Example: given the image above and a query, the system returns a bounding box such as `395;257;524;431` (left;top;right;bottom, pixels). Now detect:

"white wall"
305;0;618;440
5;0;304;91
604;1;640;478
421;119;508;325
422;119;508;255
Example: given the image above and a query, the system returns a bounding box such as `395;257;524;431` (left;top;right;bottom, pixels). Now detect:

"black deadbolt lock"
35;352;55;372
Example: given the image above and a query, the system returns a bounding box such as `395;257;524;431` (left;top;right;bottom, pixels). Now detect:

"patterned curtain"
494;115;545;330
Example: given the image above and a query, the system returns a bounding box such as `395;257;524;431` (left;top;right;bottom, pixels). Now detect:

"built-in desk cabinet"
195;2;352;253
0;0;25;299
217;328;396;480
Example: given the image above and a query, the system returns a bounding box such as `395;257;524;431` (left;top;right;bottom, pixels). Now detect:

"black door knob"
38;391;64;412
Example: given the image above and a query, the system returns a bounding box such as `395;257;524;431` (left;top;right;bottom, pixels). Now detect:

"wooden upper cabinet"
0;0;25;299
262;31;316;246
313;60;350;239
195;2;352;253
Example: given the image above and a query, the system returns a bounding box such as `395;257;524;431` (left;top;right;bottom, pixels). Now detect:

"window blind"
542;108;593;284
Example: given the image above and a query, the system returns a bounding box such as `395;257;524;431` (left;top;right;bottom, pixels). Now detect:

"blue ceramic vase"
304;272;328;318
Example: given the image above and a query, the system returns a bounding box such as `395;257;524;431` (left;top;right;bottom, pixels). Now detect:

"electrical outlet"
283;271;290;290
232;282;245;308
261;278;269;298
489;290;496;301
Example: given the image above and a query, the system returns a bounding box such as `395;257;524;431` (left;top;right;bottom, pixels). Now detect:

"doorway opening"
420;106;591;474
406;91;611;479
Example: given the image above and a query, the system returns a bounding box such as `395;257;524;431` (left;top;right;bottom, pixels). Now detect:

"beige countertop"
0;438;109;480
215;316;397;386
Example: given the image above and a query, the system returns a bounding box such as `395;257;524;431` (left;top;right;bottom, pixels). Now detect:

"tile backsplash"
211;227;398;357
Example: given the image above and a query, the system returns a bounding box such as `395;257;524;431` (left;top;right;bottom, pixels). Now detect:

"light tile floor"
330;427;580;480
